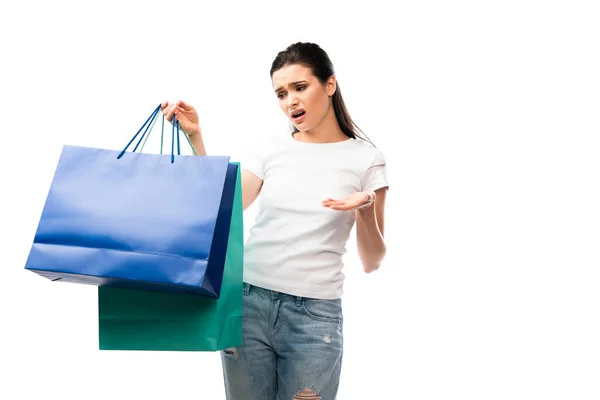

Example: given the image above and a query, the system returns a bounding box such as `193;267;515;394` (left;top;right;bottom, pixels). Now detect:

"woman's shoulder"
347;138;387;165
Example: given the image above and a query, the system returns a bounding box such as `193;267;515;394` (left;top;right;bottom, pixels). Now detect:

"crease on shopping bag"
32;241;209;262
41;270;213;294
29;243;215;293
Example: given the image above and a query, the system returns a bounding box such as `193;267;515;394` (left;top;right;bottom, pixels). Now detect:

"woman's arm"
241;171;263;211
322;187;388;273
163;100;262;211
187;130;207;157
355;187;387;273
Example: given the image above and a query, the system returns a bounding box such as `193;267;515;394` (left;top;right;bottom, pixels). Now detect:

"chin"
292;123;310;132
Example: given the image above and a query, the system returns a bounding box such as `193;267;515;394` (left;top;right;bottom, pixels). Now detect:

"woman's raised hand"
161;100;201;137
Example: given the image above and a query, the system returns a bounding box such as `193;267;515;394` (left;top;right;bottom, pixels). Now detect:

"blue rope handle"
117;103;196;162
117;104;161;159
138;108;160;153
160;113;165;155
170;112;183;163
171;115;176;163
177;120;181;156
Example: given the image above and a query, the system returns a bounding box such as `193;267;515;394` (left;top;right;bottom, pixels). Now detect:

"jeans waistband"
244;282;304;305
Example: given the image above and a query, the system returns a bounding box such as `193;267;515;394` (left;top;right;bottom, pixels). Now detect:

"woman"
162;42;388;400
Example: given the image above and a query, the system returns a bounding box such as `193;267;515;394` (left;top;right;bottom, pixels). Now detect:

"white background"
1;1;599;399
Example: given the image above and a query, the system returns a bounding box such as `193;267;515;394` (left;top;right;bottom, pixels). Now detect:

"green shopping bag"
97;163;243;351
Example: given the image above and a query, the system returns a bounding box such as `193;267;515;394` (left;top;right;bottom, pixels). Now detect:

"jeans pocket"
301;298;343;324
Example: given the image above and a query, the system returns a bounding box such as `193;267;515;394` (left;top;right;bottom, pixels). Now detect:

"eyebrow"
274;80;308;93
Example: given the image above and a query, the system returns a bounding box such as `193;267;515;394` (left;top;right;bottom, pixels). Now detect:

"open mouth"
291;110;306;122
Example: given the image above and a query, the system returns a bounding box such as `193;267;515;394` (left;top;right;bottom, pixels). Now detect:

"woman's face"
272;64;336;131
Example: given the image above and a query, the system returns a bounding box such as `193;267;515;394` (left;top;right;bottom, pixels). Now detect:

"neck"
294;103;348;143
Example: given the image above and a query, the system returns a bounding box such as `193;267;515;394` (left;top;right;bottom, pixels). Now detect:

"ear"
326;75;337;97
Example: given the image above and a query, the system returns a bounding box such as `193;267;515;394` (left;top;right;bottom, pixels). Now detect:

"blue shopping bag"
25;104;233;298
98;162;244;351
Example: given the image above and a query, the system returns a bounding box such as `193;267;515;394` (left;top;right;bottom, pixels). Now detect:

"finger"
177;100;194;111
174;106;190;121
165;104;179;122
162;103;171;119
324;204;348;210
329;204;350;211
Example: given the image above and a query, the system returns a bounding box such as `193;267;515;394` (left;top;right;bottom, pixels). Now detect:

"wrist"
186;129;201;138
357;190;376;210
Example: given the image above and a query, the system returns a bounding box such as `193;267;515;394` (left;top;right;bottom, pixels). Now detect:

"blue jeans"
221;283;344;400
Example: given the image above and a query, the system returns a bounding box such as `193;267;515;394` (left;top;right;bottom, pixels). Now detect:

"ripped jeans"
221;283;344;400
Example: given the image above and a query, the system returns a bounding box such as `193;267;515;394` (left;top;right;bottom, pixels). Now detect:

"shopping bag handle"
117;103;198;163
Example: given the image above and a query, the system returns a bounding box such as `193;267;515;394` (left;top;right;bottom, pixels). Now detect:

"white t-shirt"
242;132;388;299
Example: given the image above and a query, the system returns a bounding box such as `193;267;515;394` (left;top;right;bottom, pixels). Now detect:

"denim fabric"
221;283;344;400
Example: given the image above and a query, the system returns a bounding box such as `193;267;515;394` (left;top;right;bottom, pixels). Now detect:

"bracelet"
358;190;376;209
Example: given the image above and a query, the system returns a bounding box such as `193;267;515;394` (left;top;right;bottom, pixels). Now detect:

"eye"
297;85;306;91
277;92;286;99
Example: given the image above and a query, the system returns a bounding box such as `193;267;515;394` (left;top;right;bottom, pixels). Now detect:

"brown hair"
270;42;375;146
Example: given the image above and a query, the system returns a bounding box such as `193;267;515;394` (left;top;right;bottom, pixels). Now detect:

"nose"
287;93;299;109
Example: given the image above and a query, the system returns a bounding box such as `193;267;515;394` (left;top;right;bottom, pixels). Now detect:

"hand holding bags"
24;104;237;298
25;104;244;351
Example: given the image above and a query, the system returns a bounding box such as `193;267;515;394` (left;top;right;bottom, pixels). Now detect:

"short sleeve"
362;150;389;192
240;138;266;180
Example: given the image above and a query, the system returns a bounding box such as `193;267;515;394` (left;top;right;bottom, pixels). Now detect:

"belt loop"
243;283;250;295
295;296;303;307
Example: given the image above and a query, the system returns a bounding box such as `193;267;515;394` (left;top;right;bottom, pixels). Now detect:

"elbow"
363;263;381;274
362;247;386;274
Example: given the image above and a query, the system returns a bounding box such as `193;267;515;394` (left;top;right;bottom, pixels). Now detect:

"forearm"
188;130;207;156
356;204;386;273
